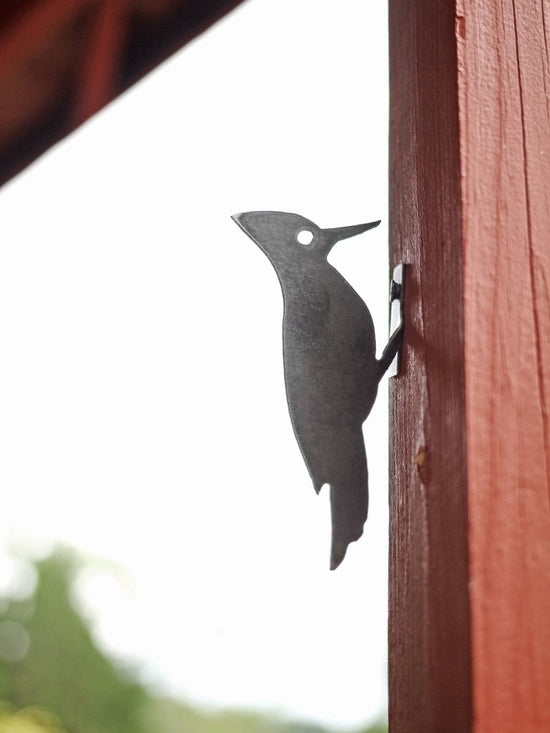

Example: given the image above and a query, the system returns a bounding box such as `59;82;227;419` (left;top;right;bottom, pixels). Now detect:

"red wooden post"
388;1;471;729
389;1;550;731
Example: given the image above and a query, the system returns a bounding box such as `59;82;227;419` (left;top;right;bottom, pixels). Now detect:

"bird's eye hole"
297;229;314;246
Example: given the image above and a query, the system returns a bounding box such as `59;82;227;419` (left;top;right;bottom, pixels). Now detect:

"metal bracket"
388;263;406;377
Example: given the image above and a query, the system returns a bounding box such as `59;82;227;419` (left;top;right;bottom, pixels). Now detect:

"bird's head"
232;211;380;271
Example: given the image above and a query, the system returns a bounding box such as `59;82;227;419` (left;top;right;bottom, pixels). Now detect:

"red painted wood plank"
457;1;550;729
388;1;471;730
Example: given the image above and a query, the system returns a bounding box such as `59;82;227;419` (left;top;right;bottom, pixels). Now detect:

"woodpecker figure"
232;211;402;569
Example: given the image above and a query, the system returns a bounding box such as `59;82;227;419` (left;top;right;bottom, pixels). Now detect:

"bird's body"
281;259;379;568
233;211;401;568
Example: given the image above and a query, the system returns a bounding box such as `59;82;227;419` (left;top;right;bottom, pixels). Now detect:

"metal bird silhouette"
232;211;402;569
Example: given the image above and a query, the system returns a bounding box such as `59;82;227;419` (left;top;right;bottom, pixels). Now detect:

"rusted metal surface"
0;0;246;186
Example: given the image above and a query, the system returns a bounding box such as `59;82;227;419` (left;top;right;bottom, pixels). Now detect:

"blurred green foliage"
0;550;387;733
0;703;67;733
0;552;147;733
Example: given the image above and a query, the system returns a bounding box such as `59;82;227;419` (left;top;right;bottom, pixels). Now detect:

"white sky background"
0;0;389;729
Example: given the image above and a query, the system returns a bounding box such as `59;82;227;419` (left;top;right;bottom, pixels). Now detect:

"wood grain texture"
388;1;472;730
390;0;550;729
457;1;550;730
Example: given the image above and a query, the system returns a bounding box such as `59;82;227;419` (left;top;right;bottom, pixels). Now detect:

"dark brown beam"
73;0;129;125
0;0;93;82
0;0;246;187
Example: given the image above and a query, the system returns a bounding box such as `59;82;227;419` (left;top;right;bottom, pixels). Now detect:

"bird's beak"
323;220;381;244
316;220;380;257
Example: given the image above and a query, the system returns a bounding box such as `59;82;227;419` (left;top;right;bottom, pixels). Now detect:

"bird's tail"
327;428;369;570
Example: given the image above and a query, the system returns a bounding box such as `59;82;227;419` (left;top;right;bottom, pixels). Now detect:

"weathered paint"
390;0;550;730
457;1;550;729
